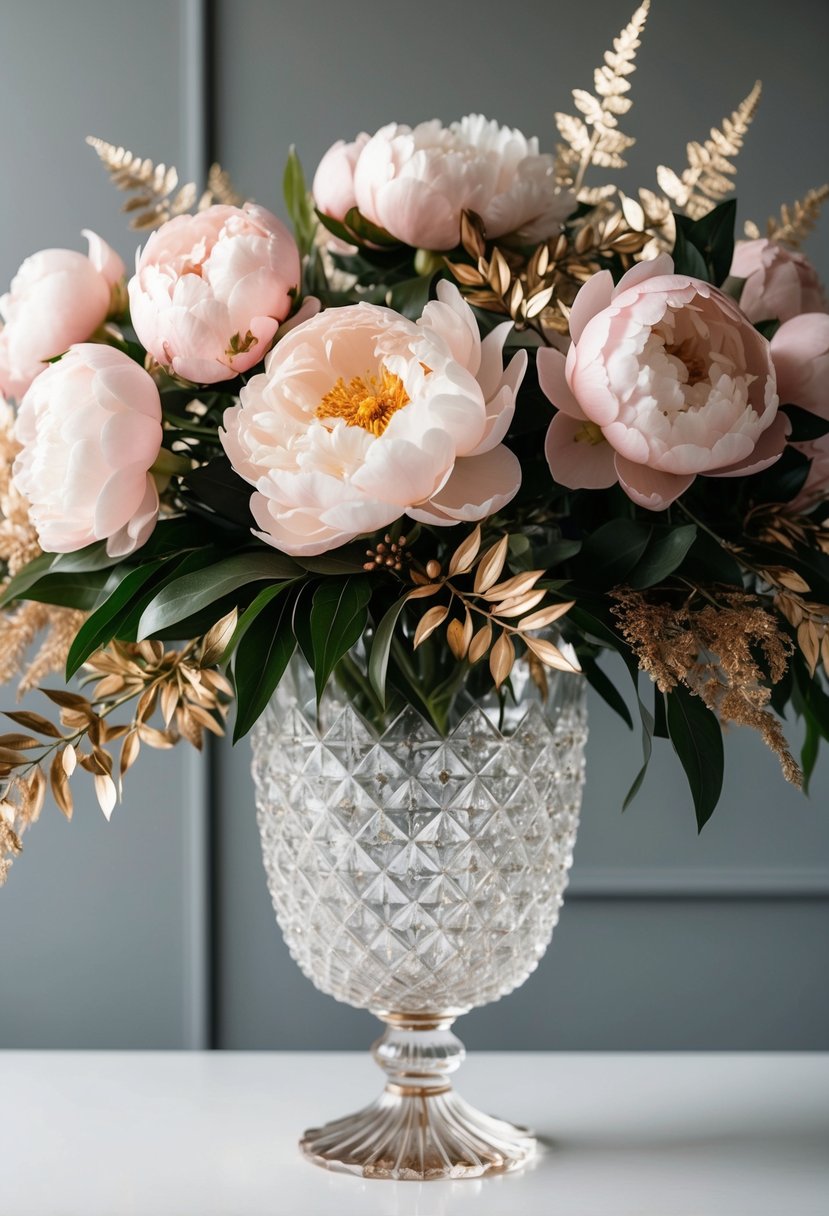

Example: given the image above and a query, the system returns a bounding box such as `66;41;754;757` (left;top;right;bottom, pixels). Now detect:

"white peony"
220;282;526;556
351;114;574;251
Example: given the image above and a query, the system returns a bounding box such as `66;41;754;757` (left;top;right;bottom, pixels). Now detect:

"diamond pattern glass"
252;656;588;1178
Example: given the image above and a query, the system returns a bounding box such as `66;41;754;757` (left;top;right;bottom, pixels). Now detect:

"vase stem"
300;1014;537;1180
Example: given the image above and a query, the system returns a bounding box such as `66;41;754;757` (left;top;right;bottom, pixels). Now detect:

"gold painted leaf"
518;601;576;631
414;604;449;649
50;752;73;821
524;635;582;673
448;525;482;576
474;536;510;594
494;589;548;618
468;623;493;665
485;570;545;602
489;631;515;689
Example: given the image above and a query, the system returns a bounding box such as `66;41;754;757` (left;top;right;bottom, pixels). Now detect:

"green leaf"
801;713;820;796
666;684;724;831
0;552;55;609
387;274;436;320
65;560;167;678
579;520;652;586
671;220;709;281
283;146;316;257
223;580;297;661
369;596;411;708
677;199;737;285
627;524;697;589
623;687;655;810
6;569;112;611
310;577;372;703
232;589;298;742
581;657;633;729
136;551;302;640
343;206;400;248
50;543;123;574
681;529;744;586
296;547;369;575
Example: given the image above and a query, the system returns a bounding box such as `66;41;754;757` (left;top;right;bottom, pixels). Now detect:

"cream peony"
0;231;125;402
540;255;785;510
128;204;300;385
13;344;163;556
731;239;828;324
220;282;525;555
351;115;573;251
312;134;370;223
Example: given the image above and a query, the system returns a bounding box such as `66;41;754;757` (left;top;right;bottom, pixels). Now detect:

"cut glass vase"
252;656;587;1180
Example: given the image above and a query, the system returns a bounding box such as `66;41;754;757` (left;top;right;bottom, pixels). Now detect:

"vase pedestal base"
299;1015;537;1181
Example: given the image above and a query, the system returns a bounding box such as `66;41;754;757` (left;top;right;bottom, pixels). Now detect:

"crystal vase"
252;656;588;1180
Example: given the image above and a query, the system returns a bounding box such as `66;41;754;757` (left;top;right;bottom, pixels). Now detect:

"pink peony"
312;134;370;223
770;313;829;418
221;281;525;556
0;231;125;402
352;115;573;251
771;314;829;512
128;204;300;384
731;239;828;324
13;344;163;557
539;254;785;510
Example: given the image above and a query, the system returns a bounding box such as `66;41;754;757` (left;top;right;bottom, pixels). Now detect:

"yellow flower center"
574;420;605;445
316;366;410;436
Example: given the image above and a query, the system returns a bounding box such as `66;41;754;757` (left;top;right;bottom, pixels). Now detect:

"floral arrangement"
2;0;828;884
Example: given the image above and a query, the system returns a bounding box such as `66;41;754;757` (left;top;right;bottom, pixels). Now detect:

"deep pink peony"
0;231;125;402
539;255;785;510
128;204;300;384
12;344;163;556
351;115;573;251
220;282;525;556
731;239;828;324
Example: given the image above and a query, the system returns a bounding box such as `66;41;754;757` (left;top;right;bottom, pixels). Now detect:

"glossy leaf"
309;577;372;703
65;560;166;678
232;588;299;742
137;551;302;640
369;596;410;707
627;525;697;589
666;684;725;831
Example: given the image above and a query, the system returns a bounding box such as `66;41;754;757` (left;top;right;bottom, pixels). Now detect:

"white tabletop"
2;1051;827;1216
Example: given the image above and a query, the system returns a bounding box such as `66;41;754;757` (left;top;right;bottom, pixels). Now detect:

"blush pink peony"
731;238;828;324
13;344;163;557
220;281;526;555
312;134;370;223
0;231;125;402
128;204;300;384
539;254;785;510
351;115;573;251
770;312;829;418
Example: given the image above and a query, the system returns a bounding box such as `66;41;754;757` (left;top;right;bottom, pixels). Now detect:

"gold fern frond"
554;1;650;199
203;163;244;208
655;81;762;220
86;136;199;231
766;184;829;247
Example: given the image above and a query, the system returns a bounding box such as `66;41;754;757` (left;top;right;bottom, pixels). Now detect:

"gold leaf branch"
766;184;829;247
554;1;650;199
406;525;581;689
87;137;244;230
0;636;233;885
655;81;762;220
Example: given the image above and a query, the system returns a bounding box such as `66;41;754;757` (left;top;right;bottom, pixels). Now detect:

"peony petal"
611;253;674;297
408;445;521;524
614;455;694;511
544;411;617;489
82;229;126;288
707;410;790;478
568;269;613;344
536;347;585;419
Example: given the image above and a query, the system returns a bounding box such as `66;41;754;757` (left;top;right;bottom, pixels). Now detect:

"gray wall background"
1;0;828;1052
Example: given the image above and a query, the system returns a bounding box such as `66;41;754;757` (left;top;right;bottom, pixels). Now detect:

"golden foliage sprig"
403;526;580;690
765;184;829;247
445;209;647;337
0;627;234;884
87;137;243;230
554;1;650;200
654;81;762;220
